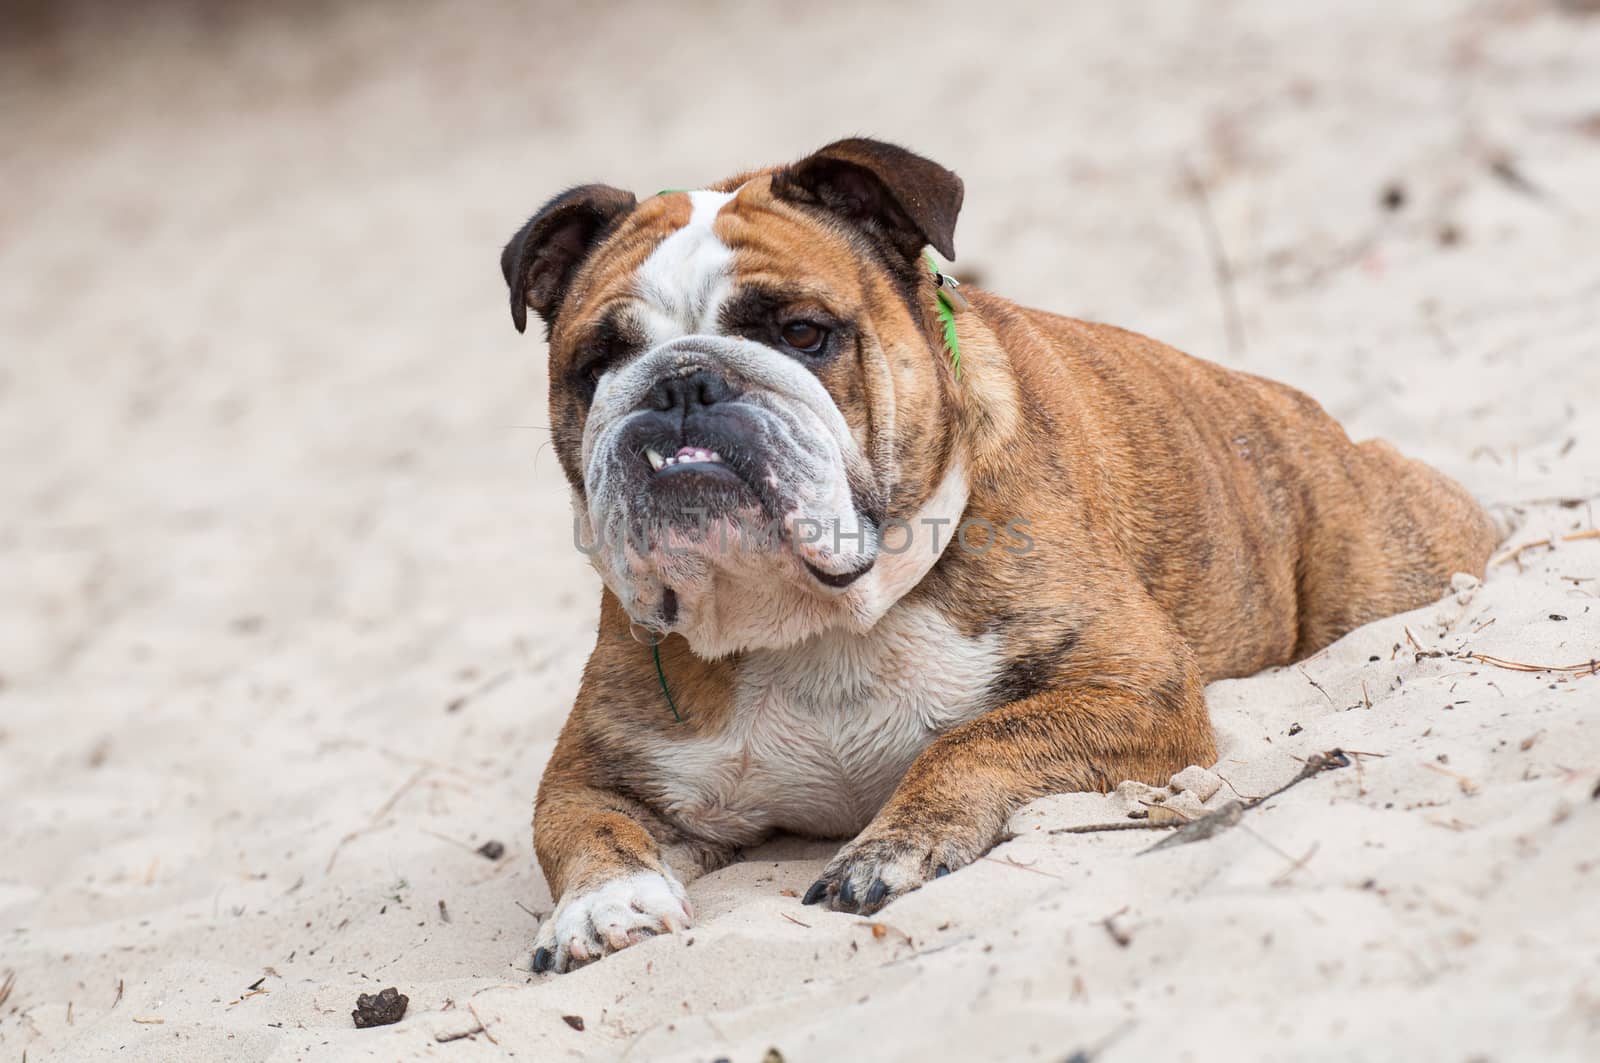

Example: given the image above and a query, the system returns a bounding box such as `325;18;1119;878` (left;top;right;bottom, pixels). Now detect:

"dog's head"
502;139;972;656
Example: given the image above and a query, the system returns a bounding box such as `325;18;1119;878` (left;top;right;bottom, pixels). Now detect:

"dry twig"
326;767;428;873
1457;652;1598;677
1048;750;1353;853
1270;842;1321;886
467;1002;499;1046
1491;527;1599;567
1183;165;1246;356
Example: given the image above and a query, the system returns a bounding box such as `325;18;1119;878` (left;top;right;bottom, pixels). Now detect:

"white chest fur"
649;602;1002;846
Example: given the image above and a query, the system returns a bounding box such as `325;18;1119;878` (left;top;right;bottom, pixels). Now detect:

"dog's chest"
651;604;1001;845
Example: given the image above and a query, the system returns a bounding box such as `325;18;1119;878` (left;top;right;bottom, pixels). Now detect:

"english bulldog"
499;138;1497;973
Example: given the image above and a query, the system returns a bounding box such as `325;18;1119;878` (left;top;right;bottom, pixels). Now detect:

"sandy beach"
3;1;1599;1059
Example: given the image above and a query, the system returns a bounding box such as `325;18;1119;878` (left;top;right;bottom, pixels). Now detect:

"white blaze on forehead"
635;189;736;342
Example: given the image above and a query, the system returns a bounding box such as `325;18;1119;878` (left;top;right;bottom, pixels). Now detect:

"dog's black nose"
647;370;737;414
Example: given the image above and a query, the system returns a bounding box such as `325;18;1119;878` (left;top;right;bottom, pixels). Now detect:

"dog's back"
986;296;1499;680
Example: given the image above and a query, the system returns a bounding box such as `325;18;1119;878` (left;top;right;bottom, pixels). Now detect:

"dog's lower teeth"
666;447;722;465
651;446;724;471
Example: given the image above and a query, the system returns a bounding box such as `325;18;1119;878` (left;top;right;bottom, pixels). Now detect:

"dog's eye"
572;357;609;399
571;321;637;401
781;321;828;354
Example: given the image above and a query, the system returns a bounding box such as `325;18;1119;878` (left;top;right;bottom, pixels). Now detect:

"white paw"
530;869;692;973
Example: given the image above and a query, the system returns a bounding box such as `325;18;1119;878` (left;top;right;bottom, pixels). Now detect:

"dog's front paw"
531;869;692;973
801;819;985;915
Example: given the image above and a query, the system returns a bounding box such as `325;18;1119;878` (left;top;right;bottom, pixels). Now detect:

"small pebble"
1160;789;1211;821
1115;780;1168;806
352;987;408;1029
1170;766;1224;803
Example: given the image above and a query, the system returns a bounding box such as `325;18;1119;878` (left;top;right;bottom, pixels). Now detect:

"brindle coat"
501;139;1498;972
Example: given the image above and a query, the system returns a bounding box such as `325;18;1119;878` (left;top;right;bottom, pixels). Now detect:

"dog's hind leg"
1292;439;1499;658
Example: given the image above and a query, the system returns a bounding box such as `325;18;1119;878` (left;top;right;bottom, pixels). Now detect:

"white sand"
3;1;1598;1059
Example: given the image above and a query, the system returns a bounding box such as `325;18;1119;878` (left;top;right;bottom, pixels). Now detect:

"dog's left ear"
771;138;963;261
501;184;637;334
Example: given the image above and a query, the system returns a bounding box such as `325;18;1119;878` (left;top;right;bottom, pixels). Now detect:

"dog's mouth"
643;445;743;487
601;403;877;593
620;402;769;506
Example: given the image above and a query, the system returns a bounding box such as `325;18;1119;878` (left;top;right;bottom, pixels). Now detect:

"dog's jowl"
500;138;1498;972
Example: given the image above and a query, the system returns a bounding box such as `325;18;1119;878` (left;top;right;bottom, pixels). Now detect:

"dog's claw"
809;826;981;913
531;946;554;973
801;880;829;905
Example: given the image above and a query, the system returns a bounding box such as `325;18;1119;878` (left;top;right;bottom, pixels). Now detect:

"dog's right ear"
500;184;636;334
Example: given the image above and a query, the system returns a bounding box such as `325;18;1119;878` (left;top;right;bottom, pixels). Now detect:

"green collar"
927;252;965;380
651;642;684;723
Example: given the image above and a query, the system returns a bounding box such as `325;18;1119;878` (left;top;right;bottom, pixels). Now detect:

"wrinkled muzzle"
574;336;880;654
